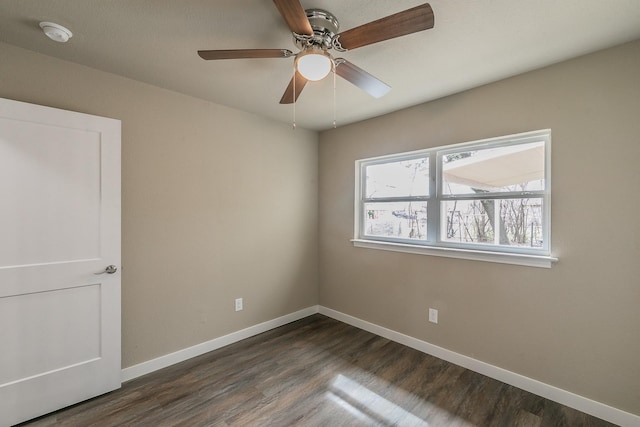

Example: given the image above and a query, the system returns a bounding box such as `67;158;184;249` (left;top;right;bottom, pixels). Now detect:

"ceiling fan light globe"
296;52;332;81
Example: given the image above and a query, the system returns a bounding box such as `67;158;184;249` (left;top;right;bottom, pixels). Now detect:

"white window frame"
353;129;558;268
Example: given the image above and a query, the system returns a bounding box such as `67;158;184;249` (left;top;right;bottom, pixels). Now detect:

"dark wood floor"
21;314;616;427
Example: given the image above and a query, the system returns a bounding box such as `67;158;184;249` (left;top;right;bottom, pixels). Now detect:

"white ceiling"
1;1;639;131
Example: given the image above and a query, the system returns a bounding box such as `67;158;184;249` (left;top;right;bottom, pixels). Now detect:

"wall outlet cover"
428;308;438;324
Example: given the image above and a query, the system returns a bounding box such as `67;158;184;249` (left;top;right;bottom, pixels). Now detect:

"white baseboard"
121;305;319;382
318;306;638;427
120;304;637;426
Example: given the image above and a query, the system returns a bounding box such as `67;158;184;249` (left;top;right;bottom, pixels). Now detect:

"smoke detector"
39;22;73;43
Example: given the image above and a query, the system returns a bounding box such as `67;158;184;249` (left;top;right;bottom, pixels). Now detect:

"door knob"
95;265;118;275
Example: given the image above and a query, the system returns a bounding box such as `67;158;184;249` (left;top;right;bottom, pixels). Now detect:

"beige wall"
0;42;319;368
2;36;639;417
319;40;640;415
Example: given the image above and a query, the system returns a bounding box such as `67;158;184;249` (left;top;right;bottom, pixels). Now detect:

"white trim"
352;239;558;268
120;306;319;382
355;129;553;263
318;306;639;427
119;305;637;425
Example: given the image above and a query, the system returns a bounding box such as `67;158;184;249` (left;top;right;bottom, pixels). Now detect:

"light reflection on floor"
327;373;474;426
327;392;379;425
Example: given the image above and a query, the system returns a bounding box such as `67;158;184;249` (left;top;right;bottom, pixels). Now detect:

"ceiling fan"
198;0;434;104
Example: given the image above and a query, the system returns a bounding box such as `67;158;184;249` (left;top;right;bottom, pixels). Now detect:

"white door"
0;98;121;426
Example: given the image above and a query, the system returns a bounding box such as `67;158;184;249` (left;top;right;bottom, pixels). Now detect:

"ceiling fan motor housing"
293;9;340;51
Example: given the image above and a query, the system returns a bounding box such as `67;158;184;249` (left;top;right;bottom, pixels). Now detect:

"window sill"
351;239;558;268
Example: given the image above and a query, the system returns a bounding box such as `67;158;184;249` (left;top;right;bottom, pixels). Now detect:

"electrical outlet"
235;298;243;312
428;308;438;324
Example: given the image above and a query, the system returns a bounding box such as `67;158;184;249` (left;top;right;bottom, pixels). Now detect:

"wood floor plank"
20;315;618;427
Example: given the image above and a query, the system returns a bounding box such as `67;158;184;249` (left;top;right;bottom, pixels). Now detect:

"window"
354;130;556;267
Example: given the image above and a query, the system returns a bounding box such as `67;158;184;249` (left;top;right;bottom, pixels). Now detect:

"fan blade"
280;71;308;104
335;3;434;50
198;49;293;60
335;59;391;98
272;0;313;35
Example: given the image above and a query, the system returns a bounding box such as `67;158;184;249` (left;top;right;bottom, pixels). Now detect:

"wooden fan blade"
198;49;293;60
272;0;313;35
279;71;308;104
335;59;391;98
336;3;434;50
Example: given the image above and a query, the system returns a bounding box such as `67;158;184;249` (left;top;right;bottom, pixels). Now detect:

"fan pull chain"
332;66;337;128
292;63;296;130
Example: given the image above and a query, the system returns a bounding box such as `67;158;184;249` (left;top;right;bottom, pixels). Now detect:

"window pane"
364;201;427;240
442;141;544;195
441;200;494;244
441;198;543;248
365;157;429;199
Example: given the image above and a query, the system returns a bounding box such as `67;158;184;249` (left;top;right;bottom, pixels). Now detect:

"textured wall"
318;40;640;415
0;42;319;368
